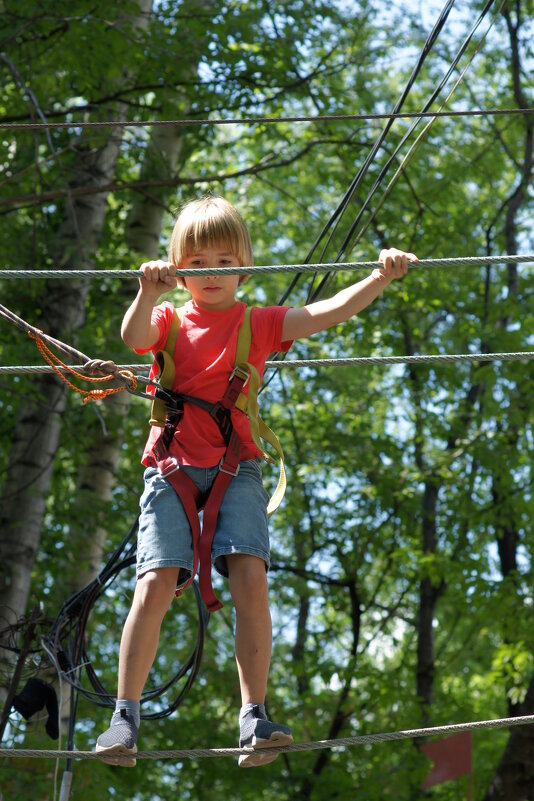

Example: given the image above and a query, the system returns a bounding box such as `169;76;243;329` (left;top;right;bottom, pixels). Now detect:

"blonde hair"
168;196;253;285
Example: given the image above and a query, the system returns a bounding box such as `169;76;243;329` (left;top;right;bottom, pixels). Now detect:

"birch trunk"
0;125;124;629
56;68;199;737
0;0;153;706
61;120;189;603
60;0;215;608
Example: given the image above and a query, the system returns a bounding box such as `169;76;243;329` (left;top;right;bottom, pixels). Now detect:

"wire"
45;516;209;719
305;0;500;306
0;108;532;132
2;351;534;378
0;254;532;280
277;0;460;307
2;712;534;761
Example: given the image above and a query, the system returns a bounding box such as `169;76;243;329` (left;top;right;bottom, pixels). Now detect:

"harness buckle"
218;457;240;477
229;365;250;388
158;457;181;478
154;386;184;414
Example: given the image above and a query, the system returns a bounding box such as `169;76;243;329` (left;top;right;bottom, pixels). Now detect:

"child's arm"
121;260;178;349
281;248;417;341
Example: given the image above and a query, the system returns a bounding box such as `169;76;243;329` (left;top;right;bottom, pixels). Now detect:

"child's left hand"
372;248;418;281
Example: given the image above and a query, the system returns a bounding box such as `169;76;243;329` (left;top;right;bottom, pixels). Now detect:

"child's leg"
118;566;179;699
96;567;178;765
227;553;272;704
226;554;293;767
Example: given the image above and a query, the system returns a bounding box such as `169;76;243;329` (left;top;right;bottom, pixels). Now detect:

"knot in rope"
28;331;137;402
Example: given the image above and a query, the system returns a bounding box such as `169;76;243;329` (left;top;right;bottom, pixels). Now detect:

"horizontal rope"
0;303;136;391
1;352;533;377
0;254;533;280
1;713;533;761
1;107;533;131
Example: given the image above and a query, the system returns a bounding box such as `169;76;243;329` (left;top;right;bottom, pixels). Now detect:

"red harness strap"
198;427;244;611
150;368;249;613
155;459;204;600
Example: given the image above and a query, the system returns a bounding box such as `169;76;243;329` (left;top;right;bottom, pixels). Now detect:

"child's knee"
133;568;178;614
227;555;268;610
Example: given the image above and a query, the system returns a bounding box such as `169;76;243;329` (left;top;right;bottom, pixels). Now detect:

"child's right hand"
139;260;178;296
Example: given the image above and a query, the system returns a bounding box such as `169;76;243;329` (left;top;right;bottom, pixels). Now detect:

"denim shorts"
137;458;271;586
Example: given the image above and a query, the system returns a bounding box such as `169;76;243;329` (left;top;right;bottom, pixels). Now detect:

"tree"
1;1;533;800
0;0;154;705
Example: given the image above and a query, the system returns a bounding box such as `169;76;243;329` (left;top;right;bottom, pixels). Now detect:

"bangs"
168;196;253;267
181;216;245;260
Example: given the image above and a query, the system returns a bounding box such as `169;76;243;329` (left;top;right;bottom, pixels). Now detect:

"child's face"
179;246;243;311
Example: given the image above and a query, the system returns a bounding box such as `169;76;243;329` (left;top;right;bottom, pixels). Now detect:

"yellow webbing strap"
149;304;287;514
235;307;252;365
234;308;287;516
149;308;182;427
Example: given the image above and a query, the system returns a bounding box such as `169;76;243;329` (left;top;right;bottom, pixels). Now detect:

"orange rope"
28;332;137;403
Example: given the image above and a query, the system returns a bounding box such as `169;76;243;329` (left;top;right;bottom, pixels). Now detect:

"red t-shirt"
136;300;292;467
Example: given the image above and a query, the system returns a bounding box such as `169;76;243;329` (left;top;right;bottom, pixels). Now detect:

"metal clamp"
218;458;240;477
229;365;250;388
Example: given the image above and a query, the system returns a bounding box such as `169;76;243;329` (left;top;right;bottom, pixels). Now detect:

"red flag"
421;731;472;798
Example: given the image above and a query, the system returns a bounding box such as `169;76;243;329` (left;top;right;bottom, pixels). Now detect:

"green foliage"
1;1;534;800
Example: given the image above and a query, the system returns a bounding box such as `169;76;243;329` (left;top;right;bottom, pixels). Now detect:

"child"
96;195;417;768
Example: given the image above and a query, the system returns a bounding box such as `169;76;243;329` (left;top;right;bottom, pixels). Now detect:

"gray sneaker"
239;707;293;768
95;709;138;767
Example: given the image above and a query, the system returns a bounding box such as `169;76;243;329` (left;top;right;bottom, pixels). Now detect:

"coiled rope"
1;713;533;761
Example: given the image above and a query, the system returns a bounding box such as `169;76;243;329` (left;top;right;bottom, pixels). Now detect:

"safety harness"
146;306;286;612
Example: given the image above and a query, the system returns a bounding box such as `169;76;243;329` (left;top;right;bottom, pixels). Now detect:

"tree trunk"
54;18;208;734
482;4;534;796
64;117;189;597
416;480;442;723
0;0;154;706
0;123;125;630
483;676;534;801
402;337;447;726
